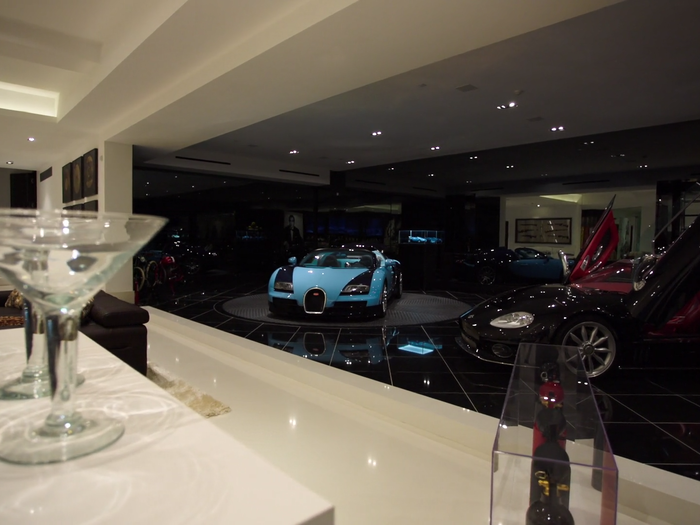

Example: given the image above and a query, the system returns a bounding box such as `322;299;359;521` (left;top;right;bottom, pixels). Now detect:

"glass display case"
491;342;618;525
398;230;444;244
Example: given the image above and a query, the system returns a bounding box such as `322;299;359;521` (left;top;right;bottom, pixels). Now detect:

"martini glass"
0;208;166;464
0;297;87;400
0;298;52;399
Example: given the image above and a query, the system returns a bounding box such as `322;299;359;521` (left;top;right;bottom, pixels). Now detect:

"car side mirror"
631;254;657;291
288;257;297;265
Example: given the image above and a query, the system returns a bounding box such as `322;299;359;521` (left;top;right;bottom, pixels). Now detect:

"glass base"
0;409;124;464
0;372;86;400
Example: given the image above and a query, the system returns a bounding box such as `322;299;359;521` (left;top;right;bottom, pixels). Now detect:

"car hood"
462;284;625;322
291;266;369;292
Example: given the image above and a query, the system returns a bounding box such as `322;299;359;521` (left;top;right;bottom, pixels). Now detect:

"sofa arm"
89;291;149;327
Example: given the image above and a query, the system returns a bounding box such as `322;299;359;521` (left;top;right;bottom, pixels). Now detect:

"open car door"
565;196;619;284
626;214;700;330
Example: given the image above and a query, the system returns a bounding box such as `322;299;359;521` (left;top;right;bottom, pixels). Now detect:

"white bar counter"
141;309;700;525
0;328;333;525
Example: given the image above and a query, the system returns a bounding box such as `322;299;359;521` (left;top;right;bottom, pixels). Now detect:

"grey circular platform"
220;293;470;327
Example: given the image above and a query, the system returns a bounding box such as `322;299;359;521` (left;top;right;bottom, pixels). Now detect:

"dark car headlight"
340;270;372;295
342;284;369;294
274;282;293;292
489;311;534;329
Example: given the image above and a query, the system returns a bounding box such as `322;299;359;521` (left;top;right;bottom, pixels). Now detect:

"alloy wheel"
561;320;617;378
477;266;496;286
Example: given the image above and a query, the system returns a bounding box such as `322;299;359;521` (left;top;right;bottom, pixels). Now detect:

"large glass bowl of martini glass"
0;208;166;464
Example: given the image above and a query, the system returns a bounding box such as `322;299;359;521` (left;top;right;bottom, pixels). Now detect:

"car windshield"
298;249;374;269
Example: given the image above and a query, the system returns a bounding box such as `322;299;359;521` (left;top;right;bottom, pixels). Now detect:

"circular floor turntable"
220;293;470;327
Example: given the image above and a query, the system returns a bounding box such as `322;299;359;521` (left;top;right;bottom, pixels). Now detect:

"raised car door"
625;214;700;330
567;196;619;283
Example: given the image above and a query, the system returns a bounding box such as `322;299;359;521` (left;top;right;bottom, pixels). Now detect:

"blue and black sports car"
268;246;402;318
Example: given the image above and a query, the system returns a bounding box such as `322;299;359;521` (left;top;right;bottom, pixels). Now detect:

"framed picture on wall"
82;148;98;197
62;163;72;203
515;217;572;244
71;157;83;201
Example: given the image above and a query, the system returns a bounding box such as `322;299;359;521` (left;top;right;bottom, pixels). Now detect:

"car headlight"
342;284;370;294
274;282;293;292
489;312;534;329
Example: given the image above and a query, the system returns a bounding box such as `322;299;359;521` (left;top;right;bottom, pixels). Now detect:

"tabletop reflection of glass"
0;208;166;464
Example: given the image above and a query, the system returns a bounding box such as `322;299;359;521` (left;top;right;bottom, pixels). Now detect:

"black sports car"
457;198;700;377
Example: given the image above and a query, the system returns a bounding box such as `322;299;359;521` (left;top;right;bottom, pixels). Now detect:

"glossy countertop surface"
0;328;333;525
144;308;699;525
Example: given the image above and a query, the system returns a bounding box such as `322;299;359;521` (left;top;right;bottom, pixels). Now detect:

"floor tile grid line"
608;394;700;457
380;328;395;387
241;321;266;339
279;326;302;357
327;329;343;368
421;325;477;412
648;378;700;399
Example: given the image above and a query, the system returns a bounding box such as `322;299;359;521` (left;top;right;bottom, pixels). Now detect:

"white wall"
0;171;10;208
502;189;657;255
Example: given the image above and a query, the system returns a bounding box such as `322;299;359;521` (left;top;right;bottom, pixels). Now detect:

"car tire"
555;316;617;378
394;271;403;299
476;266;497;286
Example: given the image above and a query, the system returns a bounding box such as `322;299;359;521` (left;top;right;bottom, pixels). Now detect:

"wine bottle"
530;441;571;508
526;471;575;525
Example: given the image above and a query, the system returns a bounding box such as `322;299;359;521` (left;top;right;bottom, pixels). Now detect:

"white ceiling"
2;0;700;199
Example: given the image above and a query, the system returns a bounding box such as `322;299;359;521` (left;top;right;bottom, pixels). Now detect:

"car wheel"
476;266;497;286
378;283;388;317
556;316;617;378
394;271;403;299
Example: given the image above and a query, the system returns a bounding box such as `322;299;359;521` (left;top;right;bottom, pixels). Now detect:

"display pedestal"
491;342;618;525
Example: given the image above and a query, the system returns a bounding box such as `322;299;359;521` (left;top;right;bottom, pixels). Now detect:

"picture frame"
71;157;83;201
515;217;572;245
62;163;72;203
82;148;98;197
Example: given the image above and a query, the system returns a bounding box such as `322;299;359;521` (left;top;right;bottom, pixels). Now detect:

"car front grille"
304;288;326;314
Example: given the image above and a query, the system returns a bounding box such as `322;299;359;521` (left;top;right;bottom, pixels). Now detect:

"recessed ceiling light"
346;160;355;164
550;126;565;132
27;137;35;142
496;102;518;110
6;161;13;165
430;146;440;151
289;150;299;154
372;131;382;136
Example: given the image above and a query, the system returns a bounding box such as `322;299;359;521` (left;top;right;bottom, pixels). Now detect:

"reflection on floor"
141;270;700;482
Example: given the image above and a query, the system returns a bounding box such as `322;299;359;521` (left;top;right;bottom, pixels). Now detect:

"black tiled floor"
144;270;700;482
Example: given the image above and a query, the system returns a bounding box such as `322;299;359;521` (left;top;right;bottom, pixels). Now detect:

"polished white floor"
145;309;700;525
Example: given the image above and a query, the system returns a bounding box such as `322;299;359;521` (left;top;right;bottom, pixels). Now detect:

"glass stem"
43;313;82;436
21;301;48;382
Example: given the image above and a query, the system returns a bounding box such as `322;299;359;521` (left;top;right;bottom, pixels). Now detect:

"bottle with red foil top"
532;380;567;452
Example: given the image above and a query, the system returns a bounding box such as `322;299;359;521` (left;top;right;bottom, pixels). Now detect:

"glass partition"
491;342;618;525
